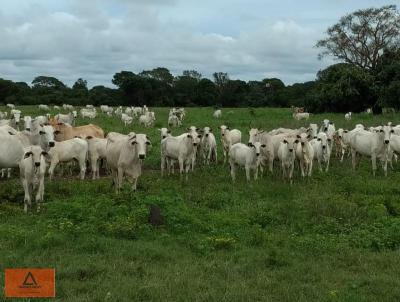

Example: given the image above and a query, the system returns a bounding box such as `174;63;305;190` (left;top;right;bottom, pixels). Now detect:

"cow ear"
41;151;49;157
296;135;301;139
209;128;212;132
187;134;192;138
86;136;93;139
307;134;311;139
259;129;264;133
197;134;202;138
317;138;321;141
283;139;288;144
294;140;299;144
146;141;151;145
54;130;61;135
391;129;394;133
186;127;190;131
167;129;171;133
131;141;137;145
57;122;63;125
39;131;45;135
327;138;332;142
24;151;33;159
344;130;348;133
226;127;230;130
261;144;266;148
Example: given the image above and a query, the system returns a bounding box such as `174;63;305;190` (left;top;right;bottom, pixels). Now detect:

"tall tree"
182;70;202;81
139;67;174;85
72;78;88;91
316;5;400;71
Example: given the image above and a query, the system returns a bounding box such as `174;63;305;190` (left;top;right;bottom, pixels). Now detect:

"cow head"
23;146;49;167
129;133;151;160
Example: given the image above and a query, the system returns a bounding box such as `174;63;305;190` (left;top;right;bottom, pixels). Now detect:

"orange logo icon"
4;268;55;298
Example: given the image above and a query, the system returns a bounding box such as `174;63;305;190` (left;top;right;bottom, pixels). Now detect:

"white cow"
139;112;155;127
106;132;151;192
310;132;331;172
293;112;309;120
86;136;107;180
201;127;217;165
19;145;48;213
38;104;50;111
350;125;392;176
54;105;61;110
81;109;97;119
161;133;197;179
307;124;318;139
168;114;181;127
213;110;222;118
295;133;314;177
345;112;352;120
229;142;265;181
220;125;241;164
248;128;274;174
158;128;171;140
277;137;298;184
23;116;32;131
7;103;15;109
35;115;48;125
47;138;88;180
55;113;74;125
0;111;8;119
121;113;133;126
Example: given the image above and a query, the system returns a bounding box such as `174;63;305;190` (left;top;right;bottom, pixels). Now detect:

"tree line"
0;5;399;113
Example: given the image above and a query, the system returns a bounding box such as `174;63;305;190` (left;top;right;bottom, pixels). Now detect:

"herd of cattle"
0;103;399;213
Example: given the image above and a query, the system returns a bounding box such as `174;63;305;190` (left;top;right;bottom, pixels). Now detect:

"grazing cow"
106;132;151;192
100;105;113;114
38;104;50;111
7;103;15;109
19;146;48;213
295;133;314;177
86;136;107;180
213;110;222;118
115;106;123;116
86;105;94;109
229;142;266;181
291;106;304;114
158;128;171;140
201;127;217;165
248;128;274;174
121;113;133;126
55;112;74;125
48;138;88;180
350;125;392;176
345;112;352;120
54;105;60;110
310;132;331;172
53;123;104;141
161;133;197;179
220;125;241;164
277;137;298;184
293;112;309;120
0;111;8;119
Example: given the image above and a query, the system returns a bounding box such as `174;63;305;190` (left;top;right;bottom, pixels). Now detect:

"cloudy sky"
0;0;395;87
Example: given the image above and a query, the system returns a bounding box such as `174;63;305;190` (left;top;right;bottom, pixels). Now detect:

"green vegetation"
1;106;400;301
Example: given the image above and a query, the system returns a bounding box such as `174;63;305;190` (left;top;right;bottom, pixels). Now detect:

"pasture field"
2;106;400;301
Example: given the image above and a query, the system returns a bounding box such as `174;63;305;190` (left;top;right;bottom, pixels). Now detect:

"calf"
220;125;241;164
121;113;133;126
201;127;217;165
53;123;104;141
106;133;151;192
158;128;171;140
229;142;265;181
19;146;48;213
277;137;298;184
310;132;331;172
295;133;314;177
48;138;88;180
86;136;108;179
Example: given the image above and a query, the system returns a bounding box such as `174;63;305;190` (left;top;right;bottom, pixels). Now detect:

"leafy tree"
376;48;400;109
316;5;400;71
182;70;202;81
139;67;174;85
32;76;66;89
72;78;88;91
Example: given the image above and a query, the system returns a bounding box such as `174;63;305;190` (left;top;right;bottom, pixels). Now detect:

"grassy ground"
1;106;400;301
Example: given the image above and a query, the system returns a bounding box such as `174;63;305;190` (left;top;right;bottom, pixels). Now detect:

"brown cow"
53;123;104;141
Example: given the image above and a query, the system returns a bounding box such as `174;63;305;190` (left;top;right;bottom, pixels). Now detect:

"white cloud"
0;0;384;87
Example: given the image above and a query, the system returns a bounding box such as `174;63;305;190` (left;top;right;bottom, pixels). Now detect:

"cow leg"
161;156;165;177
308;160;313;177
289;163;294;185
300;161;305;177
281;162;286;180
132;178;138;192
371;154;377;176
22;179;31;213
117;167;124;192
35;177;44;212
178;158;184;178
318;158;322;172
48;160;59;181
245;166;251;181
79;159;86;180
185;163;190;181
230;162;236;182
351;149;357;171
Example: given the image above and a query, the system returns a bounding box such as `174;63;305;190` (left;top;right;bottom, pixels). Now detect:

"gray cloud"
0;0;390;87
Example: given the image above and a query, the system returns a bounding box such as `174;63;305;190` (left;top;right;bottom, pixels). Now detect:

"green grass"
1;106;400;301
